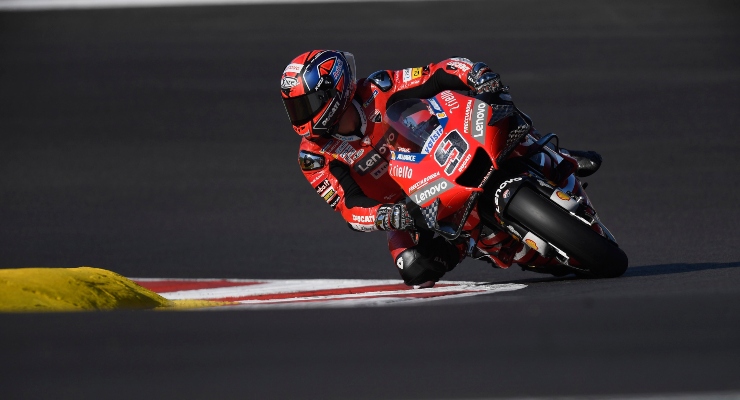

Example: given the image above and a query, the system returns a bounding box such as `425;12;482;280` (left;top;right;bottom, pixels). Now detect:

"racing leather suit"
296;58;544;284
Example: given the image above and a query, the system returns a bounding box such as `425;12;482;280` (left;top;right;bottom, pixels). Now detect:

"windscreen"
385;99;441;154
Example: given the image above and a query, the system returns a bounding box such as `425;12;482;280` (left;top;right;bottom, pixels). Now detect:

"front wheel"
506;187;628;278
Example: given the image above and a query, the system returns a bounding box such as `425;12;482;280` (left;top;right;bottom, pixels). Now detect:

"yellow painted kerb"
0;267;234;312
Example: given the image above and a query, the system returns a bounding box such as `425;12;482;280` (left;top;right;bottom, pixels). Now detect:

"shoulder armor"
298;150;325;171
367;70;393;92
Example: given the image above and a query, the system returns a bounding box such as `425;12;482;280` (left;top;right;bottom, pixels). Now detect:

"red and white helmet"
280;50;357;140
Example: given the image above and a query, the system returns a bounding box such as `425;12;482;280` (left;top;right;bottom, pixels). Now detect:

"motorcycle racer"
280;50;601;287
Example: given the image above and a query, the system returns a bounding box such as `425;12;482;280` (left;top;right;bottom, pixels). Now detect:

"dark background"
1;1;739;399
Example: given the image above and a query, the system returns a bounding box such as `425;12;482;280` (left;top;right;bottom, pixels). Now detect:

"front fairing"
384;97;495;238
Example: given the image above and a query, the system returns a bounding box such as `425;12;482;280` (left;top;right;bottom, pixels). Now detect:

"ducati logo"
396;258;404;269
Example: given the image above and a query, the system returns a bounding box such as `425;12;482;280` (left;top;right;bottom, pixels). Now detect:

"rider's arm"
367;57;502;104
298;149;384;232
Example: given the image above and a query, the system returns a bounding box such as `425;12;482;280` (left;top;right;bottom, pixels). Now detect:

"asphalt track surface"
1;1;740;399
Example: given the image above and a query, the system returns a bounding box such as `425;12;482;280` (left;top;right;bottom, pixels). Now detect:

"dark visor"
283;90;331;126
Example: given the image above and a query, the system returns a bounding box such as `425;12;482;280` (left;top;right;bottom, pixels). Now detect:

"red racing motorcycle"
384;91;628;278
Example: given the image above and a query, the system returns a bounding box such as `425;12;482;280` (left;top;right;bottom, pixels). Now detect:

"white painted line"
228;283;526;309
158;279;406;300
131;278;527;309
0;0;452;12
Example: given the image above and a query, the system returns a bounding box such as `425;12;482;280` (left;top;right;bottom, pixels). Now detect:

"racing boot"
529;131;602;177
514;243;574;277
561;149;602;177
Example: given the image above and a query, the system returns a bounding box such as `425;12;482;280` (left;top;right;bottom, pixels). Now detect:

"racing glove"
375;203;414;231
467;62;508;94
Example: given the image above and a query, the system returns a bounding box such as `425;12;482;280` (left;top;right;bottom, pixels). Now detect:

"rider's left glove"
467;62;508;94
375;203;413;231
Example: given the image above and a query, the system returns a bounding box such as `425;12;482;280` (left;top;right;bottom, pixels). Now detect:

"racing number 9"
434;130;468;175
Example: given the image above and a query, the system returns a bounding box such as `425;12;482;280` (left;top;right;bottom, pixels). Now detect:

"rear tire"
506;187;628;278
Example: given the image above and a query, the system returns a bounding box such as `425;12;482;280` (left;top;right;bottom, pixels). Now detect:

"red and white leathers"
296;57;563;283
297;58;481;284
297;58;478;232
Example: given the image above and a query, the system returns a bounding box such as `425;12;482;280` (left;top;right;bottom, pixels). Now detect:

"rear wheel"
506;187;628;278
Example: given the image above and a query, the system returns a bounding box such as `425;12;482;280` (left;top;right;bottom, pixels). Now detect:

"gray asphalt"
1;1;740;399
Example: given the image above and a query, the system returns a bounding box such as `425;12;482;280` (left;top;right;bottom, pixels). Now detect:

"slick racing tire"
506;187;628;278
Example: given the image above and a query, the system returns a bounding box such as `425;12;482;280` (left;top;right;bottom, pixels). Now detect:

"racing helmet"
280;50;357;140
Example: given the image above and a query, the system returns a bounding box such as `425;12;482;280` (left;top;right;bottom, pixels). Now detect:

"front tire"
506;187;628;278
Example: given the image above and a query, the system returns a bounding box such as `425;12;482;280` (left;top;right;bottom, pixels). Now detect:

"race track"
1;0;740;398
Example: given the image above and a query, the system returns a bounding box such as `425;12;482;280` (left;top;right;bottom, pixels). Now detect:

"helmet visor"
283;90;331;126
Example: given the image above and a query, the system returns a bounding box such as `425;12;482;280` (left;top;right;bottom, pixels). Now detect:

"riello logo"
389;164;413;179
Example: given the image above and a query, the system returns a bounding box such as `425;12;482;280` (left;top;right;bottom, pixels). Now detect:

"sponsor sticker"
370;162;388;179
391;152;425;163
463;100;473;134
363;89;379;108
350;222;375;232
446;61;471;72
322;189;336;201
320;101;341;127
494;177;523;213
389;164;413;179
556;191;571;201
284;63;303;74
439;90;460;114
329;195;340;209
402;68;412;82
408;171;441;193
280;76;299;90
371;110;382;122
354;150;384;176
315;179;340;208
335;141;357;164
315;179;332;194
352;215;375;223
411;67;423;80
450;57;472;65
402;67;423;82
410;177;453;205
332;58;344;81
421;125;445;154
470;100;488;143
428;98;443;113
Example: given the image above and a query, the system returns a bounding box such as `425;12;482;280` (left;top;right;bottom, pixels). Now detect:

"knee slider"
395;238;461;286
395;248;446;286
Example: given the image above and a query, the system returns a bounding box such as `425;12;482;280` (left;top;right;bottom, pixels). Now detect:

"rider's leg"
529;130;603;177
387;230;463;288
471;225;517;269
560;149;602;177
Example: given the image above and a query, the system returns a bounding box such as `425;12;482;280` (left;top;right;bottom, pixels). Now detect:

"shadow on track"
481;262;740;286
623;262;740;277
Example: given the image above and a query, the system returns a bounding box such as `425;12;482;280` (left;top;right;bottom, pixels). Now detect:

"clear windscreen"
385;99;441;154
